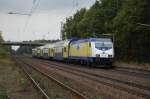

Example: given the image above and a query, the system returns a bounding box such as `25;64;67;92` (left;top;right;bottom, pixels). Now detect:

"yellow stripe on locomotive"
70;42;92;57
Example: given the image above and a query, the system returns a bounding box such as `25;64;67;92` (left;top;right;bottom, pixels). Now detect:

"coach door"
87;42;91;57
63;46;68;59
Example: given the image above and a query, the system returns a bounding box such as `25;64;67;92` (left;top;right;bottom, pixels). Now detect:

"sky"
0;0;96;42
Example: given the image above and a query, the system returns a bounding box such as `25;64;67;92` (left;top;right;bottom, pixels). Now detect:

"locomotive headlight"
108;55;112;58
96;54;100;57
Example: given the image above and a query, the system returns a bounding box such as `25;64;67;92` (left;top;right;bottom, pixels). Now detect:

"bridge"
0;42;47;46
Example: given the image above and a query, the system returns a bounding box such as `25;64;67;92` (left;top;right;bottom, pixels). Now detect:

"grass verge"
0;56;42;99
114;60;150;70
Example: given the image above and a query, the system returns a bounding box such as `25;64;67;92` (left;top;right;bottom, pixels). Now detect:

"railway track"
29;57;150;79
25;58;150;99
14;57;87;99
115;67;150;78
14;58;50;99
31;58;150;81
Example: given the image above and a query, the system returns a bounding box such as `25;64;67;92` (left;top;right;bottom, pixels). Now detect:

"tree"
61;0;150;62
77;0;103;37
0;31;4;42
0;31;10;57
62;0;124;38
61;8;86;39
113;0;150;61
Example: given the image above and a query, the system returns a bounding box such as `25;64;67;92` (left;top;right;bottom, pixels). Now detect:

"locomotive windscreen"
95;42;112;48
94;38;112;42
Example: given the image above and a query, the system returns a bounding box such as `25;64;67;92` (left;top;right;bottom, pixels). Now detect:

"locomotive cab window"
95;42;112;48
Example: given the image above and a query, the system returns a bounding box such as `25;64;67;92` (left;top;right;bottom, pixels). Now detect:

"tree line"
61;0;150;62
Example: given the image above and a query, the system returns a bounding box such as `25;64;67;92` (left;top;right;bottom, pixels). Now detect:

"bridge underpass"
0;42;48;55
0;42;46;46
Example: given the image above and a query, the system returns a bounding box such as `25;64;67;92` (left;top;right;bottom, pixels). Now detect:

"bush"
20;78;29;91
0;48;9;58
0;89;9;99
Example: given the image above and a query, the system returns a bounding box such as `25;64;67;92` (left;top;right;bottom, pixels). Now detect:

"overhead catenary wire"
23;0;94;40
60;0;94;39
22;0;41;34
60;0;79;22
59;0;79;40
60;0;96;25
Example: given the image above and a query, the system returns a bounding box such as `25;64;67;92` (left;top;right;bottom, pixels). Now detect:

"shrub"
20;78;29;91
0;89;9;99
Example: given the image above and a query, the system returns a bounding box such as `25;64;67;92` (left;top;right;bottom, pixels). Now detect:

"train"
32;38;114;67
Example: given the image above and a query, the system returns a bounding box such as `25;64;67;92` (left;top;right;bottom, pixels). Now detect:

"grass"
0;87;9;99
0;56;42;99
0;48;10;59
20;78;29;91
114;60;150;69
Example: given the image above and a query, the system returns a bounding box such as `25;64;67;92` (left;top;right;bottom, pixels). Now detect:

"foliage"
61;0;150;62
0;31;4;42
17;46;33;55
0;48;9;58
62;0;124;38
0;89;9;99
61;8;86;39
0;31;10;58
113;0;150;61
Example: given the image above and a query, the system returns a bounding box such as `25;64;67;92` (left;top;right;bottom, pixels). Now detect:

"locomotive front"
91;38;114;65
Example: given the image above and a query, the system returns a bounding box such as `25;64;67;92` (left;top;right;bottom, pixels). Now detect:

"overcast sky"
0;0;96;41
